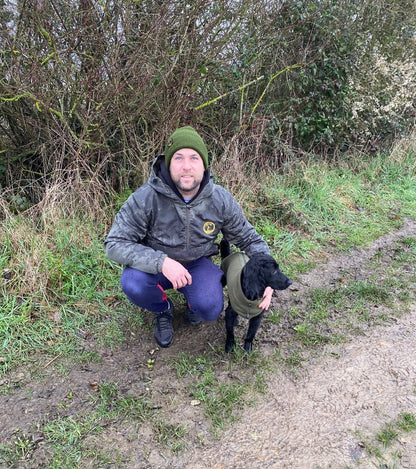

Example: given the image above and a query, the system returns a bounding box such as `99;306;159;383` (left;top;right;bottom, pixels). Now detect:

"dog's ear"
241;256;267;299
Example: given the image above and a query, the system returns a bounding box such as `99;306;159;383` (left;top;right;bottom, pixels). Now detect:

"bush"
0;0;415;197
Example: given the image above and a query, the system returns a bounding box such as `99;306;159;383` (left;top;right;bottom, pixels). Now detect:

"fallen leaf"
89;382;99;391
104;295;118;303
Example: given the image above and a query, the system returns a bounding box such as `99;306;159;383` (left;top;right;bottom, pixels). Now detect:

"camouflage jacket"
104;155;270;274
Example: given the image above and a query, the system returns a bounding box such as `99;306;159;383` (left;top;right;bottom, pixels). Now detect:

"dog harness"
221;252;264;319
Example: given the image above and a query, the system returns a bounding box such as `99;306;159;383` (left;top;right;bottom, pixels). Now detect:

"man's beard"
173;175;202;194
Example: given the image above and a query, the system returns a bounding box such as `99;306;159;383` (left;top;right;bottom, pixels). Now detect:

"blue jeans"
120;257;224;321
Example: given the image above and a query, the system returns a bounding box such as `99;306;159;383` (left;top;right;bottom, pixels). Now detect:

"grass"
292;279;389;346
154;420;188;452
170;349;270;435
355;412;416;466
0;136;415;465
291;236;416;347
251;148;416;270
0;218;134;375
0;380;178;467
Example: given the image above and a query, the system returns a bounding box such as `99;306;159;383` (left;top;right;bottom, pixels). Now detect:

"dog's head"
242;253;292;299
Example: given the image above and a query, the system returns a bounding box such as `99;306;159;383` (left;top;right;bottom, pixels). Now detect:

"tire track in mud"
170;218;416;469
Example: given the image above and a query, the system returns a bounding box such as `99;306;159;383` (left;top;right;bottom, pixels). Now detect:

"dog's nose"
287;279;293;286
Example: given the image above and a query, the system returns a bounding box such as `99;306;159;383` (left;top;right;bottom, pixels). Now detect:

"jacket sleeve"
219;188;270;257
104;190;167;274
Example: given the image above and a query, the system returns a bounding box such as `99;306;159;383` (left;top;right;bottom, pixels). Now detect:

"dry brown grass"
388;129;416;167
210;131;266;212
0;217;48;297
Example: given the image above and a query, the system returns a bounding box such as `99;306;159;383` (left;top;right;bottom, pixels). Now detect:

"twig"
43;352;63;369
194;76;264;110
249;64;302;119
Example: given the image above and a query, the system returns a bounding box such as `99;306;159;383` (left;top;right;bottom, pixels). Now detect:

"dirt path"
174;305;416;469
1;218;415;469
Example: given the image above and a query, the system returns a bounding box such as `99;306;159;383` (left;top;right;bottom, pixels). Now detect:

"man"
105;126;273;348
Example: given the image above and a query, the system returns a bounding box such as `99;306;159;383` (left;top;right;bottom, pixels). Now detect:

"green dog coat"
221;252;264;319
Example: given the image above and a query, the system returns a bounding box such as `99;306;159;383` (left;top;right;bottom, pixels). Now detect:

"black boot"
154;304;174;348
184;307;203;326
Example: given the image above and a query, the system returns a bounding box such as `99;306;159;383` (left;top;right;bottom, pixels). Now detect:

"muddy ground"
1;218;415;468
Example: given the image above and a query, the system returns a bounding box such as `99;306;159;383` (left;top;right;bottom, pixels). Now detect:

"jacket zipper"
185;204;191;250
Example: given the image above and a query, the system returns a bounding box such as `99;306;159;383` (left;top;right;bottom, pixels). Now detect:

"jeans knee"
121;273;135;294
120;269;147;304
193;298;224;321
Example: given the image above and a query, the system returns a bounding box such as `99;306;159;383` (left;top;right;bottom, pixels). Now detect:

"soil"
1;218;416;469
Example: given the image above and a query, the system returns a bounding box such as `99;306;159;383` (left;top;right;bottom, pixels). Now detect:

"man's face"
169;148;205;199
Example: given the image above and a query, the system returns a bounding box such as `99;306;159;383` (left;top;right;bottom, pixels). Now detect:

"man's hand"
162;257;192;290
258;286;273;310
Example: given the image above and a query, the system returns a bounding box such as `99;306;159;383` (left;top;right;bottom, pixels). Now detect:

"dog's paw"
243;340;254;353
225;338;235;353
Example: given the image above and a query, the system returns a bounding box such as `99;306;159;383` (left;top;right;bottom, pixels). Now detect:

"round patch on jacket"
203;221;215;234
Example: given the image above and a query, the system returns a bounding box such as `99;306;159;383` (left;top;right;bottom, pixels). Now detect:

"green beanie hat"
164;126;209;169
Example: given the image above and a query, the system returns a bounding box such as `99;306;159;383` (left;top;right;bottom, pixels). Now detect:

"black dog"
220;239;292;353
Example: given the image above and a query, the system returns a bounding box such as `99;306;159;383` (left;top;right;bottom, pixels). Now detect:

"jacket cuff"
156;253;168;273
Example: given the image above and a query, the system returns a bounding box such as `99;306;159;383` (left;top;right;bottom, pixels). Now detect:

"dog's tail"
219;238;231;259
